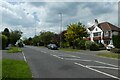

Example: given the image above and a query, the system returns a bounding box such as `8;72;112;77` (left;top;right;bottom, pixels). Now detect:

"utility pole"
59;13;62;48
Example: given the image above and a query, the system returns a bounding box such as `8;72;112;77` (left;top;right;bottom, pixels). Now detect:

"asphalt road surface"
22;46;120;79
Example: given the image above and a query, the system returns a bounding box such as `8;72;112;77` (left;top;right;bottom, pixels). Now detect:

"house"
85;19;120;47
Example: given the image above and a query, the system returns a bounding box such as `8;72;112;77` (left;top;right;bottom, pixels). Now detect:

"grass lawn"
60;48;80;52
7;47;22;53
2;59;32;79
97;52;120;59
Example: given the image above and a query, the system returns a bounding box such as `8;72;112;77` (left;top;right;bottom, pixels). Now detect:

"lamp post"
59;13;62;48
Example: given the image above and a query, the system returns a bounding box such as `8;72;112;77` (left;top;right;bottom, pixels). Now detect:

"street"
22;46;119;79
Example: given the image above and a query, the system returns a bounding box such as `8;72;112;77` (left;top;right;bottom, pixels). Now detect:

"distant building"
85;19;120;46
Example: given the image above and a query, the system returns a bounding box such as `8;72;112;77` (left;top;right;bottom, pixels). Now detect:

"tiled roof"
88;25;95;31
88;22;120;31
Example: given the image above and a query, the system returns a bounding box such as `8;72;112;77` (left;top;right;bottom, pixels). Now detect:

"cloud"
1;1;37;27
0;1;118;38
29;2;46;7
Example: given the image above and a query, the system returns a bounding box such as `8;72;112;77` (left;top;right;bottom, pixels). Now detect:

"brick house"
85;19;120;47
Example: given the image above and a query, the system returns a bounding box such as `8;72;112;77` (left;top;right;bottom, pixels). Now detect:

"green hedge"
61;42;69;48
85;41;93;49
112;34;120;48
85;41;99;51
110;48;120;54
78;40;86;50
0;34;8;49
89;42;99;51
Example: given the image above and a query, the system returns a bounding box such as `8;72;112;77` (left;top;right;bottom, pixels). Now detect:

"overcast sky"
1;0;119;38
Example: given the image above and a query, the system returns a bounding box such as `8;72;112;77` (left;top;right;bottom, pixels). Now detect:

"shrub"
89;42;99;51
78;40;86;50
0;34;8;49
61;42;69;48
85;41;99;51
98;43;106;50
85;41;93;49
110;48;120;54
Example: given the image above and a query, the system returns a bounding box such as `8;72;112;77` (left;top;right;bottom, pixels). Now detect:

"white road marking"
64;58;91;61
74;62;120;79
41;51;47;53
71;55;81;58
94;61;118;68
87;65;119;70
22;52;27;62
58;54;81;59
50;54;63;60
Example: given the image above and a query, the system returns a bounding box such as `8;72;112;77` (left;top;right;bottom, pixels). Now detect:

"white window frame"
93;32;101;37
104;31;109;37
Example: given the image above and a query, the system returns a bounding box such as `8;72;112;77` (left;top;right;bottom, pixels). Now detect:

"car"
18;42;25;47
106;44;115;51
47;44;52;49
47;44;58;50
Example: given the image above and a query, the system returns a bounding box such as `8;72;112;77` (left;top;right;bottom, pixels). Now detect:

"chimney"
95;19;98;26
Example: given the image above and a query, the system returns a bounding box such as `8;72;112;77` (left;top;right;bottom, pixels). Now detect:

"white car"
106;44;115;51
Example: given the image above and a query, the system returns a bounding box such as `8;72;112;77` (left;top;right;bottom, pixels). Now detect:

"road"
22;46;119;79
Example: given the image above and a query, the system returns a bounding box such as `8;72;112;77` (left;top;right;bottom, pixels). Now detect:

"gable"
92;26;102;32
86;28;91;33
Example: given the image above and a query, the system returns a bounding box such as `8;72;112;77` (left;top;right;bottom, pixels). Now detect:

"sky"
0;0;119;38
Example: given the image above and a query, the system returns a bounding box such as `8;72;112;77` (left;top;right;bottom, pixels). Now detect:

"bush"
85;41;93;49
61;42;69;48
98;43;106;50
85;41;99;51
89;42;99;51
110;48;120;54
78;40;86;50
0;34;8;49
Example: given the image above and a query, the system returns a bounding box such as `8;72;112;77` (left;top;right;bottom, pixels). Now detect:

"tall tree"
2;28;10;47
39;31;55;46
65;22;88;48
52;34;60;46
32;35;40;46
10;30;22;45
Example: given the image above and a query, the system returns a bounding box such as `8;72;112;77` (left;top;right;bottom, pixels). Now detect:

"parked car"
5;44;12;50
106;44;115;51
47;44;58;50
18;42;25;47
47;44;52;49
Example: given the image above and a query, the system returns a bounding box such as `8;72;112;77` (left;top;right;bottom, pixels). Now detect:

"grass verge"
60;48;80;52
2;59;32;79
0;60;2;80
7;47;22;53
97;52;120;59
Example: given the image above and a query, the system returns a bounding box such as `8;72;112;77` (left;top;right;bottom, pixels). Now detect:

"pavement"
20;46;120;79
2;50;24;60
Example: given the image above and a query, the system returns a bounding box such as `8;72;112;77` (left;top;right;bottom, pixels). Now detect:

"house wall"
88;25;103;42
86;26;112;45
86;21;120;46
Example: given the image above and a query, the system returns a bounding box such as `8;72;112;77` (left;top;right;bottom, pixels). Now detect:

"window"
93;32;101;37
104;31;109;36
96;28;97;31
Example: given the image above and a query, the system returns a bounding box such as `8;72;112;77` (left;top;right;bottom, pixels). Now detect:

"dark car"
47;44;58;50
